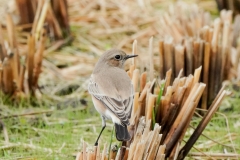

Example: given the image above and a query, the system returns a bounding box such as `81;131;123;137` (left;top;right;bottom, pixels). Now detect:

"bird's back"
93;67;132;100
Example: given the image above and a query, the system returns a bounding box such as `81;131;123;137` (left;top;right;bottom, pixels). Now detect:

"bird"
88;49;138;146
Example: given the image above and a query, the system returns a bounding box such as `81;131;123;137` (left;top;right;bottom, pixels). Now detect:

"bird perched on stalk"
88;49;137;146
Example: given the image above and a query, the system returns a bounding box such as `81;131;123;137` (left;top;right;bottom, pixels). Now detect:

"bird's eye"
114;55;121;60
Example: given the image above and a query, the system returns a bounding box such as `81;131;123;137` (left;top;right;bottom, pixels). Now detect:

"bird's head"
100;49;138;68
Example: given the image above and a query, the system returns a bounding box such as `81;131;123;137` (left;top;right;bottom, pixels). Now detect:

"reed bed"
75;40;232;159
0;14;46;98
70;1;240;159
49;0;239;105
158;7;235;110
0;0;71;99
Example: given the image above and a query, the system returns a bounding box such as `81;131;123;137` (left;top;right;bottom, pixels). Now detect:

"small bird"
88;49;137;146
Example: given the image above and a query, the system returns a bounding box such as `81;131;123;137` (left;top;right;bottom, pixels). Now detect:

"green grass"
0;82;240;160
0;84;240;160
0;97;116;160
1;102;239;160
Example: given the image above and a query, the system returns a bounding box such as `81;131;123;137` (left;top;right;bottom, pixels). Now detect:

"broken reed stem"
200;26;209;42
96;142;100;160
102;143;107;160
160;86;172;127
9;51;19;93
164;83;206;156
83;141;87;160
188;152;240;159
47;3;63;39
177;85;228;160
191;66;202;89
163;69;172;95
174;45;184;77
132;69;139;92
201;42;210;110
221;11;231;83
27;34;35;94
209;18;221;105
19;65;26;92
6;14;18;50
159;40;164;79
3;58;13;94
33;30;46;90
138;82;150;117
146;93;156;121
31;0;44;34
58;0;70;31
149;36;154;81
185;38;193;76
169;84;206;157
130;92;139;125
163;38;174;80
129;65;135;79
36;0;50;40
6;14;20;92
109;147;117;160
193;40;200;70
132;40;137;67
181;75;194;106
76;151;83;160
163;82;198;144
140;72;147;92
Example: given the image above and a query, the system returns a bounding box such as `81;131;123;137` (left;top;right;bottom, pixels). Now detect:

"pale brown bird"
88;49;137;146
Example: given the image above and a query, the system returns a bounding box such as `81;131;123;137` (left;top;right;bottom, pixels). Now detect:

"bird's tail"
115;123;131;141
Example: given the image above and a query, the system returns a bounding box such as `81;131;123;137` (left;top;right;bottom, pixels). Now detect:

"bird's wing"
123;84;134;119
88;78;133;125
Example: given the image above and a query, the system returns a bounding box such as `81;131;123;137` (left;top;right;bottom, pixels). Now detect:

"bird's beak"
125;54;138;59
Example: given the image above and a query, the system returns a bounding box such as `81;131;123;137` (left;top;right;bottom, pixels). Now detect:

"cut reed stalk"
0;26;7;60
132;40;137;67
185;38;193;76
36;0;50;40
33;30;46;90
149;37;154;81
201;42;210;111
193;40;200;71
140;72;147;92
209;18;221;105
163;38;174;79
159;40;164;79
174;45;184;77
27;34;35;93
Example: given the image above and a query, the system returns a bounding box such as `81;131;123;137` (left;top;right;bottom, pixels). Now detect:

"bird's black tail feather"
115;123;131;141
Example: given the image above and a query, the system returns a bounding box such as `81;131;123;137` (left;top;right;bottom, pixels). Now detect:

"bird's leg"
94;116;106;146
